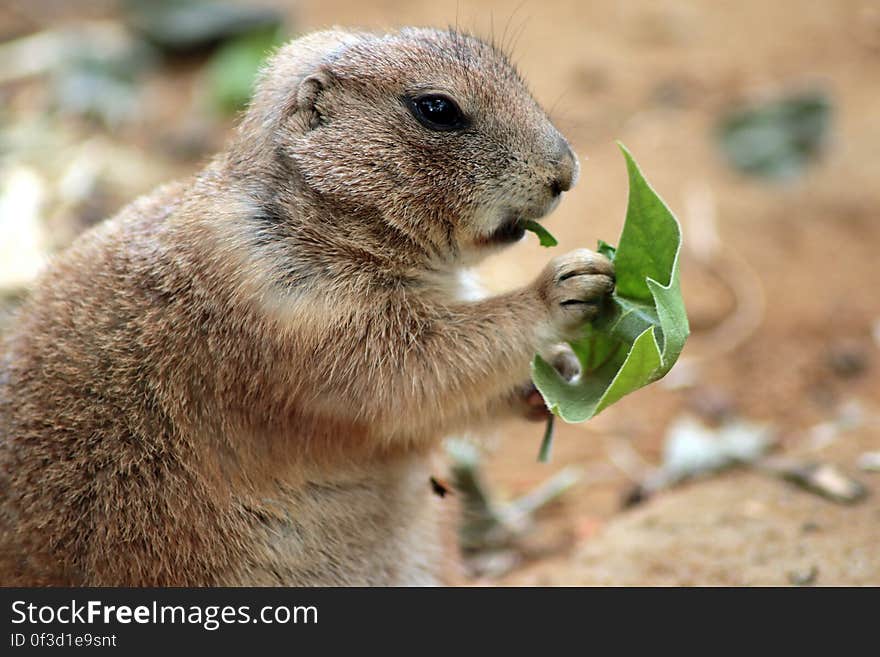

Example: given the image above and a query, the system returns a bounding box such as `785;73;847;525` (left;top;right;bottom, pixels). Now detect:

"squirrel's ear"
295;69;331;130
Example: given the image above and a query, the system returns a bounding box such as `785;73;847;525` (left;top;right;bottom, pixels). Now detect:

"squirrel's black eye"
408;94;467;131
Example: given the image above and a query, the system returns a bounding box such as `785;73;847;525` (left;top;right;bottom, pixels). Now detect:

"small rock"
827;340;869;378
464;550;520;579
0;165;48;290
779;462;868;505
571;65;610;95
788;565;819;586
662;415;775;482
621;483;649;509
688;387;737;425
649;77;698;109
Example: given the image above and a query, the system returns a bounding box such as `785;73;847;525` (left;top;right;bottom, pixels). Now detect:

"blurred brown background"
1;0;878;585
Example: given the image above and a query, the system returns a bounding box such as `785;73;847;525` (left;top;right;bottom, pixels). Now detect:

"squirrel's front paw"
536;249;615;337
515;346;581;421
540;342;581;381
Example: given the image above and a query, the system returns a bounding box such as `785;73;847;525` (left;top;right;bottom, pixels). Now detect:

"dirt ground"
2;0;878;585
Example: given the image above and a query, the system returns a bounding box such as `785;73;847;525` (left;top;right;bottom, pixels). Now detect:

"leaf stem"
537;414;556;463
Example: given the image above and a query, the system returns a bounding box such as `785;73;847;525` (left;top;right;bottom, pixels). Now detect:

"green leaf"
523;220;558;247
532;143;689;426
207;27;285;114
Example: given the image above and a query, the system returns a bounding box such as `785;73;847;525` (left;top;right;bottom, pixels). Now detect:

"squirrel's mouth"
485;216;528;245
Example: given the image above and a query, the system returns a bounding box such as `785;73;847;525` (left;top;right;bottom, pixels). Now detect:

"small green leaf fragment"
523;220;558;247
597;240;617;261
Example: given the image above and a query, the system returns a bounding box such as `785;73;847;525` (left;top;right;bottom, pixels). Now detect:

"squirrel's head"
235;28;577;265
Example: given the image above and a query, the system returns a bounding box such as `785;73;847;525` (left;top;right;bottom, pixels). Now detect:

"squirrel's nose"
550;137;578;196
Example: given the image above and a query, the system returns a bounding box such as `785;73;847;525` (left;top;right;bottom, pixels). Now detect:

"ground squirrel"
0;28;614;585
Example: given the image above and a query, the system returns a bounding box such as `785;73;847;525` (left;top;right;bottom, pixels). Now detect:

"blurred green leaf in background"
207;26;285;114
716;90;832;181
126;0;283;54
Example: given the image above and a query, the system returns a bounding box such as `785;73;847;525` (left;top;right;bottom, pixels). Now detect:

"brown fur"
0;28;612;585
